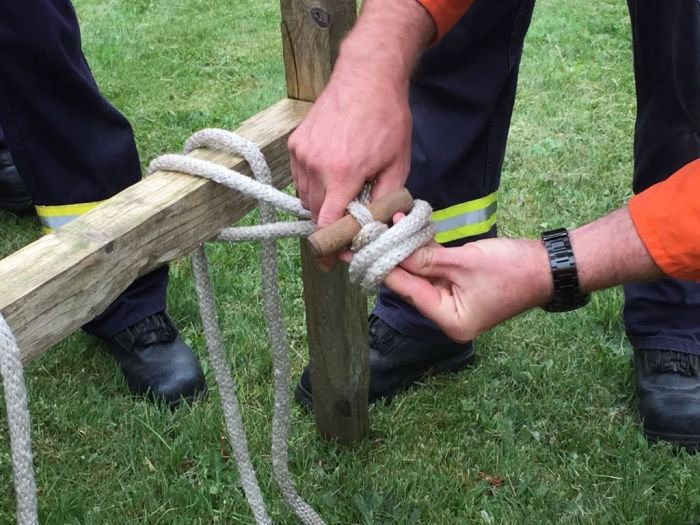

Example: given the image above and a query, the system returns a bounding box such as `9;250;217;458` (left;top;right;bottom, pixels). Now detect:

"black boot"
104;312;207;406
0;146;33;214
634;348;700;450
295;314;475;409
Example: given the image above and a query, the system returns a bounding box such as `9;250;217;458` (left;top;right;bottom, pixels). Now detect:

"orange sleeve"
416;0;476;42
628;158;700;281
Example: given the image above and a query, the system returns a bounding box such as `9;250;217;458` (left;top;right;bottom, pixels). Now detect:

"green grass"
1;0;700;523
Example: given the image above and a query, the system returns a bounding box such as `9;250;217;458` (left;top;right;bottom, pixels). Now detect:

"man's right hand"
288;0;436;228
288;59;412;228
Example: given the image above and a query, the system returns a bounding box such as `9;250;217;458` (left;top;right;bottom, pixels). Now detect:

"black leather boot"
634;348;700;450
105;312;207;406
0;146;33;214
295;314;475;409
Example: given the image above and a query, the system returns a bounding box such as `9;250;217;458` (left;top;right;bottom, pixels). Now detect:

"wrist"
569;206;662;293
523;239;556;308
539;228;589;312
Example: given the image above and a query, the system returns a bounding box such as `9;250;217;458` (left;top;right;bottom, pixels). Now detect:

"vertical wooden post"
280;0;369;443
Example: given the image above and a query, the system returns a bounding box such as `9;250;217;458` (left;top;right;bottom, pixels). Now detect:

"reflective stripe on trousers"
432;191;497;244
35;201;103;233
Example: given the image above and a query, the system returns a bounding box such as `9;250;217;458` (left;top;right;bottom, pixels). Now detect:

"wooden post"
280;0;369;443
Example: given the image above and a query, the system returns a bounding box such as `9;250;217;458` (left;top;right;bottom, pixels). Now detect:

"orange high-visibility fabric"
629;158;700;281
416;0;475;41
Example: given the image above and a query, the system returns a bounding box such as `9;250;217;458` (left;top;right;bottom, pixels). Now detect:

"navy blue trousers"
375;0;700;354
0;1;168;338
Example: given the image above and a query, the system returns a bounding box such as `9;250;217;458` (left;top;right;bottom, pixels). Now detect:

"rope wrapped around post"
0;128;434;525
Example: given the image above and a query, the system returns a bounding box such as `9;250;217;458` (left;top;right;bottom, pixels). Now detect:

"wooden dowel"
306;188;414;258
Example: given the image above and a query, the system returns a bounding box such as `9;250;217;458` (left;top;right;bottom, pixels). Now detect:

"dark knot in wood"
309;7;331;28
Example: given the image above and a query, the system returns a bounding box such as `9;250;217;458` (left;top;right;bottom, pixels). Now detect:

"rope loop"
0;128;435;525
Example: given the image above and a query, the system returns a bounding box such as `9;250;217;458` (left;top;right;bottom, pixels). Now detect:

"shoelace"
129;316;177;347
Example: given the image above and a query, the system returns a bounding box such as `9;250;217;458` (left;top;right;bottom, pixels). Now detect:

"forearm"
522;206;662;309
335;0;434;85
500;206;655;310
570;206;662;294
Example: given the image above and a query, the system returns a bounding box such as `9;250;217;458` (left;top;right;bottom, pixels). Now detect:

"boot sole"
295;346;475;411
643;429;700;452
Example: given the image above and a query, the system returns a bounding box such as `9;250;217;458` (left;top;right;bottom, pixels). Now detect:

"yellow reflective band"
35;201;104;233
432;191;498;244
434;214;497;244
431;191;497;222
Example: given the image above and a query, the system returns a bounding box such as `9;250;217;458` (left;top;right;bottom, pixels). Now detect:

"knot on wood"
309;7;331;28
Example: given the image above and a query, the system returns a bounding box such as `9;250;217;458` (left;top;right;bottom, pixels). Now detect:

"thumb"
399;245;455;280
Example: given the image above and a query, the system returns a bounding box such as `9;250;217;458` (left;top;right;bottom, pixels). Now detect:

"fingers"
290;128;359;225
309;183;325;224
317;186;358;228
318;253;338;272
338;250;353;264
290;153;309;210
383;266;444;311
398;245;458;280
384;267;473;344
371;156;410;201
392;212;406;224
288;130;309;210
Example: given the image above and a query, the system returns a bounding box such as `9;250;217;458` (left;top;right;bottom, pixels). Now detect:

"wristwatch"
540;228;589;312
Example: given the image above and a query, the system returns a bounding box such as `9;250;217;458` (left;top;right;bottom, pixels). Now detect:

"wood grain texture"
280;0;357;101
280;0;369;443
0;98;310;362
300;250;369;442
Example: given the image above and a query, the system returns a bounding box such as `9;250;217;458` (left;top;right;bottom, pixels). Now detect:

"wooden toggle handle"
307;188;414;258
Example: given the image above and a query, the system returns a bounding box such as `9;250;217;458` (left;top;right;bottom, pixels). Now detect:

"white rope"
0;127;434;525
151;128;434;523
0;315;38;525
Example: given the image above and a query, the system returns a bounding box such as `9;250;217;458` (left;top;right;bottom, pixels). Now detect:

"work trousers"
375;0;700;354
0;1;168;338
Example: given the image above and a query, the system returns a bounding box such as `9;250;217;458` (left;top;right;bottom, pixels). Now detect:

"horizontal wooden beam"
0;98;310;362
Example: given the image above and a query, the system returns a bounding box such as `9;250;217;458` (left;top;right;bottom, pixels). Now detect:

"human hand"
288;0;434;228
383;236;554;342
288;63;412;227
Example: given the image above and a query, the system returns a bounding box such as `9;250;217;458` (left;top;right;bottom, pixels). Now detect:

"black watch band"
541;228;589;312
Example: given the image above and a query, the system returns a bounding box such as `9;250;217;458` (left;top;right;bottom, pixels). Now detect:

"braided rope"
151;129;434;523
0;315;38;525
0;127;433;524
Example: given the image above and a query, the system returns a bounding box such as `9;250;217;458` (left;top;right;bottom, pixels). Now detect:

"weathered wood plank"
0;98;310;362
280;0;369;443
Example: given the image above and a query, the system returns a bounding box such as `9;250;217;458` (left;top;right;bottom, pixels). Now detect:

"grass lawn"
1;0;700;523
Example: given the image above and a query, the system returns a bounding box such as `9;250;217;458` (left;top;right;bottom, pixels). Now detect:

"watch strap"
541;228;589;312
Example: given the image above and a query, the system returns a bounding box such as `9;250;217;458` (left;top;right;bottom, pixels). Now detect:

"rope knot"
346;196;435;294
346;201;388;252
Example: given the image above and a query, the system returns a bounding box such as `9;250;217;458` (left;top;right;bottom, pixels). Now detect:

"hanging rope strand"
0;127;434;525
151;128;433;524
191;246;272;524
0;315;38;525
